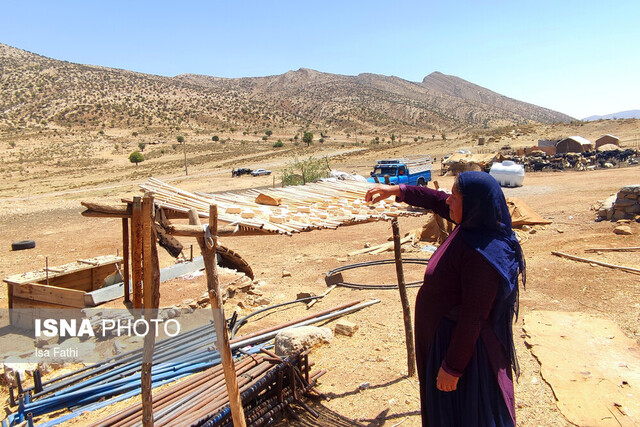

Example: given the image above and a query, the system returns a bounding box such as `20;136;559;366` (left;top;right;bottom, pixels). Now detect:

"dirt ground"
1;128;640;425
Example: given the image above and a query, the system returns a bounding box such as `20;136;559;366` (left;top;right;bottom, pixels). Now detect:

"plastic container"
489;160;525;187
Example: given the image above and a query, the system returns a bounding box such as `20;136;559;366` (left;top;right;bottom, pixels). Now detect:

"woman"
365;171;525;426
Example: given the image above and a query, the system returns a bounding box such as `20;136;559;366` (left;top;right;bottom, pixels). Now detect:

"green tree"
138;142;146;151
265;130;273;137
212;135;219;142
128;151;144;166
302;131;313;146
177;135;184;143
273;140;284;148
281;156;330;186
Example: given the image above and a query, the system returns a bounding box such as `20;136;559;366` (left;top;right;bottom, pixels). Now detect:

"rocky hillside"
0;43;573;135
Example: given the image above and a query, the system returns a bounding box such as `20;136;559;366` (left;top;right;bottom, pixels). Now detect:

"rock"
282;270;292;277
35;335;58;348
296;291;316;299
188;301;199;310
38;362;53;375
612;209;628;220
364;242;371;248
274;326;333;356
3;362;39;385
254;296;272;306
247;288;263;296
334;319;358;337
113;341;128;355
521;225;532;232
613;225;632;235
359;382;370;390
197;294;210;305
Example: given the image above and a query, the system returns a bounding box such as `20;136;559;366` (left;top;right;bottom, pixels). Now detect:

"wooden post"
131;197;143;309
391;217;416;377
142;194;153;310
188;207;247;427
122;218;131;303
141;203;161;427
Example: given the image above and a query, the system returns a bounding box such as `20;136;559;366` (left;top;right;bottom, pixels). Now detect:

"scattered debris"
335;319;358;337
613;225;633;235
274;326;333;356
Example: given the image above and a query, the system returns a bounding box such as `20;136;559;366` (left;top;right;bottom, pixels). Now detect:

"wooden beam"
584;246;640;253
12;283;86;308
80;201;132;218
142;194;153;310
392;218;416;377
189;206;247;427
131;196;143;309
141;213;161;427
122;218;131;303
552;251;640;274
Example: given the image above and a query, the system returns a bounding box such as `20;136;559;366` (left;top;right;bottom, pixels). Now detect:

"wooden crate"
4;255;123;329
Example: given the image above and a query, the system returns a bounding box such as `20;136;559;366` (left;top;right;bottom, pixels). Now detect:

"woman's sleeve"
397;185;451;220
442;248;501;376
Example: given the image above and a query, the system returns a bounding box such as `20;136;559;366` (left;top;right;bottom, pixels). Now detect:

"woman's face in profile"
446;184;463;224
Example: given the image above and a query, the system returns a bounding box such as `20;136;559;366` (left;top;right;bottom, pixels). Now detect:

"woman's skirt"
421;317;514;427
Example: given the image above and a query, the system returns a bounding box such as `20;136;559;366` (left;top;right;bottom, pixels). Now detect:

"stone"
113;341;127;355
296;291;316;299
614;197;635;207
625;204;640;214
3;362;39;385
620;185;640;193
282;270;292;277
612;209;628;221
613;225;632;235
274;326;333;356
335;319;359;337
35;335;58;348
359;382;370;390
254;296;272;306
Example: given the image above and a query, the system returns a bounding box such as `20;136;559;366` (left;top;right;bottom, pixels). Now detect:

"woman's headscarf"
456;171;526;376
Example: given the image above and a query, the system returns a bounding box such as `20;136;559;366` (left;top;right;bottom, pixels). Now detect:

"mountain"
0;43;574;134
583;110;640;121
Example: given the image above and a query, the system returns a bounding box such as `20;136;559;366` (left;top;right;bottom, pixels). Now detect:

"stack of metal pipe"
2;299;378;426
93;349;322;427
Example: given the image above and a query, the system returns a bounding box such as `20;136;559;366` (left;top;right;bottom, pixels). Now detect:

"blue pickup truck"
366;156;432;186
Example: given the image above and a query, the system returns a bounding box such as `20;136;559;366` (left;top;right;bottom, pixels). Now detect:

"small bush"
138;142;146;151
273;140;283;148
212;135;219;142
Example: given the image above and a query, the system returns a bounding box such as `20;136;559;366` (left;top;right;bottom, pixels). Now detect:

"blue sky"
2;0;639;119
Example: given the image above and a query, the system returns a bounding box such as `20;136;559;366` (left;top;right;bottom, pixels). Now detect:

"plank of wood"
12;284;86;308
551;251;640;274
584;246;640;253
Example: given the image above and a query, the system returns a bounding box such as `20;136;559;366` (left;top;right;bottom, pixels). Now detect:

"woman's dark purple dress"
399;173;524;426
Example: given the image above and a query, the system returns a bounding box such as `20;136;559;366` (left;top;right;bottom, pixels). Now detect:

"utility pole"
177;135;187;176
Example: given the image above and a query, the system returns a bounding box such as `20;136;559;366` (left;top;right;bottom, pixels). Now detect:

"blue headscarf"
456;171;526;376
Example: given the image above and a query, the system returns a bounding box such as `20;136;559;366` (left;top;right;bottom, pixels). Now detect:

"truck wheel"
417;178;426;187
11;240;36;251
